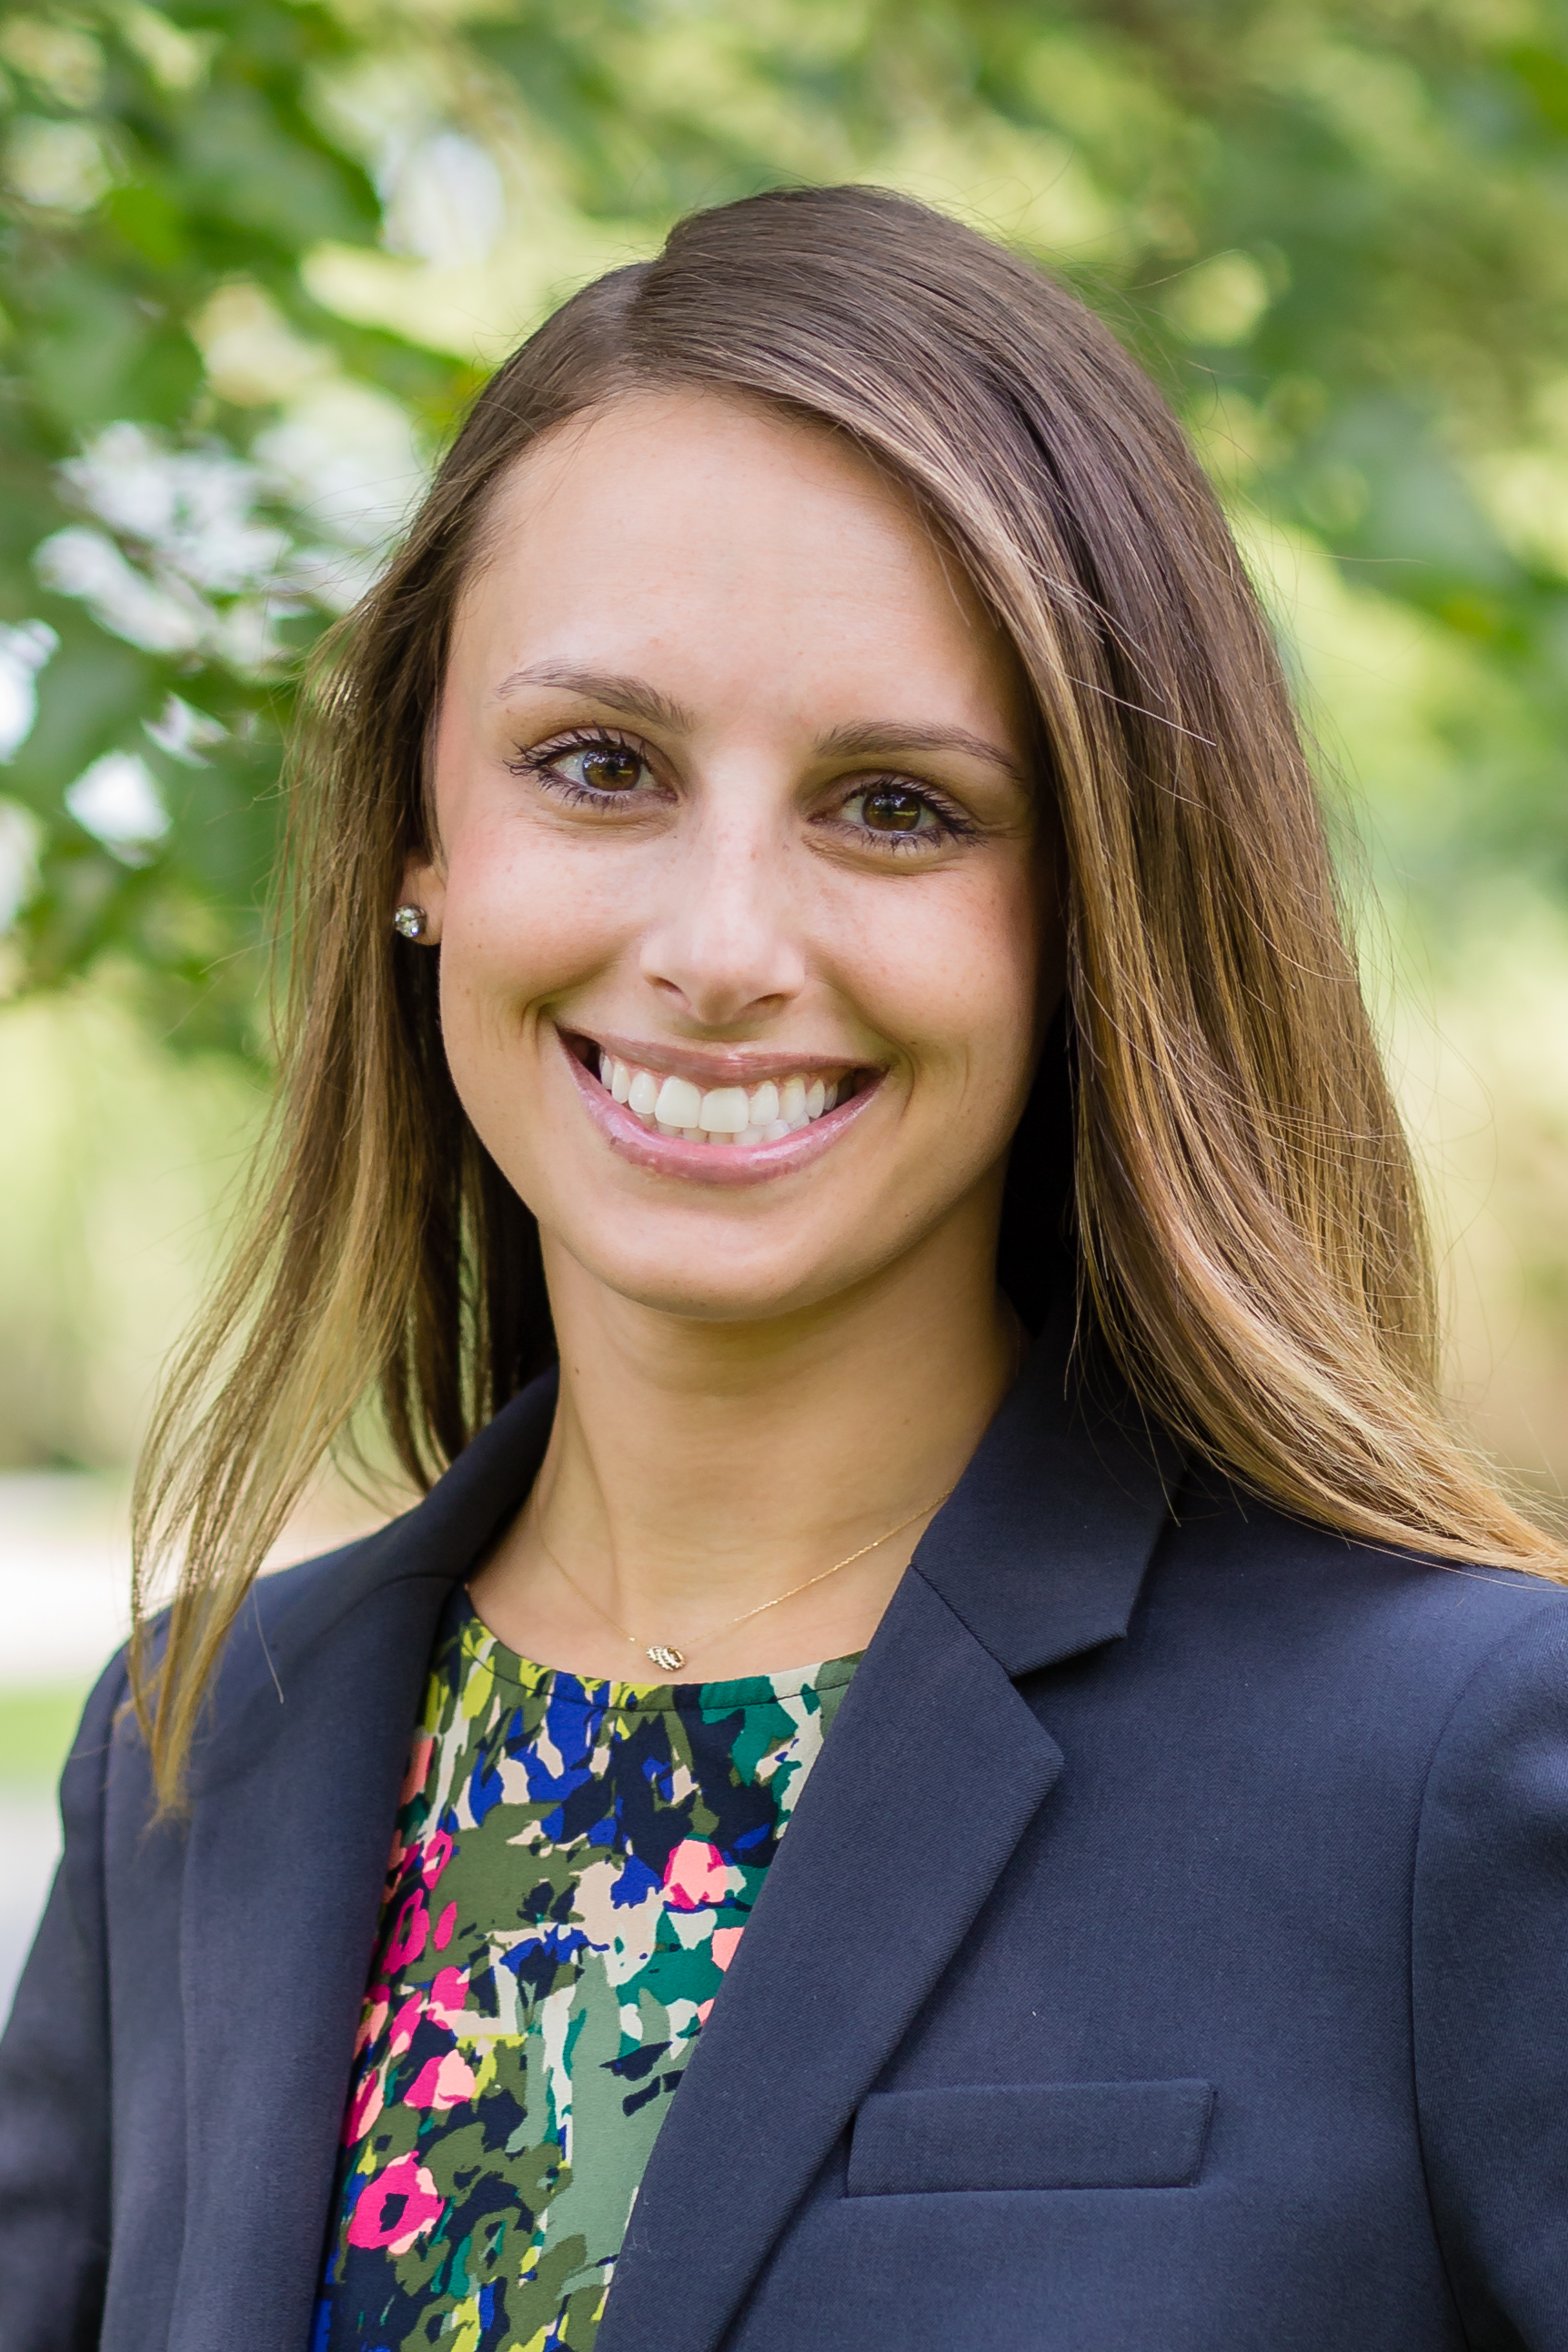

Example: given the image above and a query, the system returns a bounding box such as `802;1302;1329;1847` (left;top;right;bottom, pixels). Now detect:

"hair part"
132;185;1564;1807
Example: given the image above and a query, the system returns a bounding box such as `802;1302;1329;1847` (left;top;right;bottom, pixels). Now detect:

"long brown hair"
133;184;1563;1804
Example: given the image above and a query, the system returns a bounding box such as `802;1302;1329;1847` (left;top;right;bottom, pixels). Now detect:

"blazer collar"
912;1283;1185;1675
187;1364;563;1789
184;1272;1177;1791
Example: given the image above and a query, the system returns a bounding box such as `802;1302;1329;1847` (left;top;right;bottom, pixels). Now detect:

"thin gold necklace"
530;1483;956;1675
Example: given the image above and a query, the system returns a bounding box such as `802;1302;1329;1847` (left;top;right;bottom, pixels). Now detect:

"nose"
638;797;808;1030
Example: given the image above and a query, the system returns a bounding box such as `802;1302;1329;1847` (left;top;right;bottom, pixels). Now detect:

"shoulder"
81;1507;458;1834
116;1512;424;1721
1150;1469;1568;1730
80;1372;557;1821
250;1515;427;1647
237;1367;560;1677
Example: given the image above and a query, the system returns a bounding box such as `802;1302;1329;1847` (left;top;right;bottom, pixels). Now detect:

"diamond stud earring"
392;904;428;940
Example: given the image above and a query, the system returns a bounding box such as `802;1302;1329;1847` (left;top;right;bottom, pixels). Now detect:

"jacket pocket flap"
847;2078;1215;2195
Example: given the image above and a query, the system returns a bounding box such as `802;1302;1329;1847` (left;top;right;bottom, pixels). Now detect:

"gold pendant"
646;1643;685;1673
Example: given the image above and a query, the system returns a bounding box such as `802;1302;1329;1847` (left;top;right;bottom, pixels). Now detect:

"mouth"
558;1029;881;1182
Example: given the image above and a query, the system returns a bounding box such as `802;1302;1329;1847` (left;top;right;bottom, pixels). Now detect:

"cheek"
437;820;630;1043
849;862;1043;1097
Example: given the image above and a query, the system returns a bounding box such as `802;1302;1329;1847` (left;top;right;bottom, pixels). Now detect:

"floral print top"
314;1590;859;2352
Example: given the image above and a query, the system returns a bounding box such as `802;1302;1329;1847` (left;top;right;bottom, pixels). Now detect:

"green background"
0;1686;86;1786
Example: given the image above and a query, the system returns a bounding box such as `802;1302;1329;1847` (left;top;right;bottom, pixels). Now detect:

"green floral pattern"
314;1593;858;2351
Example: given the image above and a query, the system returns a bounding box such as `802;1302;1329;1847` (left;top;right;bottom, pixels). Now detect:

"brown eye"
578;745;643;792
861;786;928;833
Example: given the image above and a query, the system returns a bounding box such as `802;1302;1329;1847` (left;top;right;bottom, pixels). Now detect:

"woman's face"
410;390;1060;1327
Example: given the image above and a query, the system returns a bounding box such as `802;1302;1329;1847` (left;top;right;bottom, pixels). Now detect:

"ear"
397;853;446;944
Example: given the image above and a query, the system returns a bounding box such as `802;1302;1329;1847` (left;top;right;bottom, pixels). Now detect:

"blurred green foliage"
3;0;1567;1055
0;1681;90;1783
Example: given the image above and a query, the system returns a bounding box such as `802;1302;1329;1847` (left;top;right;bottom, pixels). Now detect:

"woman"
4;185;1566;2352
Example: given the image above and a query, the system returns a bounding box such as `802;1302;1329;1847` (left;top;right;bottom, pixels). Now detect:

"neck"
470;1193;1021;1677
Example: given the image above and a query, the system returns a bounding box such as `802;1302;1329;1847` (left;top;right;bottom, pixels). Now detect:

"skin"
403;388;1065;1680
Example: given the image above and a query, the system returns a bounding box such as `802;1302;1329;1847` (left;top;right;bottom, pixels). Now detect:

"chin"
562;1239;857;1325
536;1189;908;1324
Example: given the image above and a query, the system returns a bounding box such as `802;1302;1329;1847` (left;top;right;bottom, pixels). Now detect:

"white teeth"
596;1050;858;1144
654;1074;702;1128
698;1085;749;1133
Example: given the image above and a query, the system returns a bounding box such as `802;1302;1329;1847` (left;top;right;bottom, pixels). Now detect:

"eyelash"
506;727;654;810
508;726;980;851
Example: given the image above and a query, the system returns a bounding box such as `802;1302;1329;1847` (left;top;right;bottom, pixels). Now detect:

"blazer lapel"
597;1311;1182;2352
596;1573;1060;2352
167;1373;558;2352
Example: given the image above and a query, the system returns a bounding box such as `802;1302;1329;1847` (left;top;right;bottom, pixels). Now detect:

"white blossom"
144;695;226;768
0;620;58;761
65;751;171;864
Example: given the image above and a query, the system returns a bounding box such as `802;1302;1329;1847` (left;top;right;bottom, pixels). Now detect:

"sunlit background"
3;0;1567;2004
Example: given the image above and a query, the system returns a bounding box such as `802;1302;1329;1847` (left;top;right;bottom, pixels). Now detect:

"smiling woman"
5;186;1568;2352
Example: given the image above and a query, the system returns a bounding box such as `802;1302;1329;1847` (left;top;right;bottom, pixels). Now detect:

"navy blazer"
5;1314;1568;2350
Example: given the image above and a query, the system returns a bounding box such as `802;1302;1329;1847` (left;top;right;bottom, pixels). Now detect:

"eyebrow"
492;664;1027;787
492;663;695;733
814;719;1030;787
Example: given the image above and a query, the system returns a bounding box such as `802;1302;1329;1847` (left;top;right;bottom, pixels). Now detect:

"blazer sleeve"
1412;1595;1568;2349
0;1653;126;2352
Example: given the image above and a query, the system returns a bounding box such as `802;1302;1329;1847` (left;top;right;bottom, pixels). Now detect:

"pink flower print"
343;2065;384;2146
406;2047;477;2110
710;1925;745;1974
400;1734;434;1806
434;1900;457;1952
428;1965;468;2026
386;1890;428;1970
347;2153;445;2255
696;1998;715;2024
420;1827;454;1889
663;1839;729;1913
388;1991;424;2057
355;1986;391;2059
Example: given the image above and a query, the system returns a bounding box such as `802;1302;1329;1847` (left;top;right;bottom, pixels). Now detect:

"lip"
557;1028;881;1186
571;1029;867;1090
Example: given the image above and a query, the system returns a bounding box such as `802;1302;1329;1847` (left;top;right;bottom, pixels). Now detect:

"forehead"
451;389;1022;729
